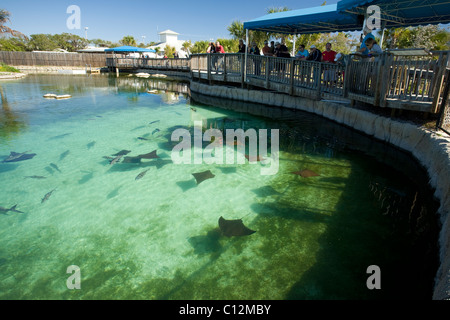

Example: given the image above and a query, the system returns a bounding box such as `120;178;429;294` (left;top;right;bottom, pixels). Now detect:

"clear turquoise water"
0;74;439;300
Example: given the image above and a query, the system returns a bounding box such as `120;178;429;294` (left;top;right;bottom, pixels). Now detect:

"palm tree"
227;20;245;40
0;9;27;39
120;35;137;46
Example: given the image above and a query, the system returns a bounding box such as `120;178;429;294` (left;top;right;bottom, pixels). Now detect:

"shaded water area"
0;74;440;300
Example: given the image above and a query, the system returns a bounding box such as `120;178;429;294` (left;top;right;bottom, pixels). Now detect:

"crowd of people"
201;25;382;66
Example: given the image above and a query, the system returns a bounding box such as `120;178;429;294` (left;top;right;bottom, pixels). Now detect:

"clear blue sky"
1;0;339;43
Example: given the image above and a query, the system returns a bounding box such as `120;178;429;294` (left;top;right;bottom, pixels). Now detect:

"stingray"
192;170;215;185
2;152;36;163
112;150;131;157
218;217;256;237
293;169;320;178
138;150;159;160
122;157;142;164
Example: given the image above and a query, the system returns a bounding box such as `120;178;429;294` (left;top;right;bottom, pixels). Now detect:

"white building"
147;30;188;57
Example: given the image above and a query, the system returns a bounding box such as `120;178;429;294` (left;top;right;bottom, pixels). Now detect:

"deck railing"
106;51;449;114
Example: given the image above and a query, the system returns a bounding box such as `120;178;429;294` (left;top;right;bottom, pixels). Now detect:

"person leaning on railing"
365;38;383;62
295;44;309;60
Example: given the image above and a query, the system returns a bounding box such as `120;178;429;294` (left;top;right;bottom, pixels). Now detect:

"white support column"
244;29;249;82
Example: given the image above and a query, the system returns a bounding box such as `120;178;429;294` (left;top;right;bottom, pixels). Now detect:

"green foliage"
0;62;20;73
28;34;58;51
383;25;450;51
227;20;245;40
216;38;239;53
191;40;209;54
52;33;88;52
164;45;176;58
0;38;27;51
120;36;137;46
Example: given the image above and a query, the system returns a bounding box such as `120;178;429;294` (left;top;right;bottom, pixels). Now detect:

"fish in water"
0;205;24;215
218;217;256;237
25;176;47;180
112;150;131;157
48;133;72;140
152;129;161;135
41;189;56;204
87;141;96;149
149;120;160;125
50;163;62;173
135;169;150;181
110;155;124;165
59;150;70;161
122;157;142;164
292;170;320;178
3;151;36;163
138;150;159;160
138;137;150;141
192;170;215;185
191;108;197;112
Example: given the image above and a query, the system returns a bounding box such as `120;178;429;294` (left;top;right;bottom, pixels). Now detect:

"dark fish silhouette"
138;137;150;141
25;176;47;180
192;170;215;185
50;163;62;173
135;169;150;181
152;129;161;135
112;150;131;156
87;141;96;149
41;189;56;203
59;150;70;161
3;151;36;163
0;205;24;215
138;150;159;160
218;217;256;237
48;133;72;140
149;120;160;125
292;170;320;178
122;157;141;164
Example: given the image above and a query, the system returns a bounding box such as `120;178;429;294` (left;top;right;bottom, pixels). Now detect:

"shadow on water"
0;85;27;141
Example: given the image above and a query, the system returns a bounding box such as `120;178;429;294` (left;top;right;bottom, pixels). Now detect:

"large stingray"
2;151;36;163
293;169;320;178
192;170;215;185
218;217;256;237
138;150;159;160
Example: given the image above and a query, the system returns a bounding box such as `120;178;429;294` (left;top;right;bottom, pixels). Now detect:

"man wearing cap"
306;45;322;62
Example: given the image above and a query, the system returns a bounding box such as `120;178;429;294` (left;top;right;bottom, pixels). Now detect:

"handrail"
106;51;450;113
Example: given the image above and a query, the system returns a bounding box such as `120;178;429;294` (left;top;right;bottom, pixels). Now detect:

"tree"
164;45;176;58
191;40;209;54
383;25;450;51
120;36;137;46
28;34;58;51
227;20;245;40
52;33;88;52
0;9;27;39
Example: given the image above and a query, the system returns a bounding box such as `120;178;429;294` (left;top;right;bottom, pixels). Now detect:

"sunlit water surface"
0;74;440;300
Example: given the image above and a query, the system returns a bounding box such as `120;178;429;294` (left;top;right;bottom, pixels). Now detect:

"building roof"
159;29;180;35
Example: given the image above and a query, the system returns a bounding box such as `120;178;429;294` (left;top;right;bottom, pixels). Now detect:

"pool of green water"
0;74;440;300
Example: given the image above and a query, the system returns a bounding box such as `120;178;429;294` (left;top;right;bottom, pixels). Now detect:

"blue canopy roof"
337;0;450;28
105;46;156;53
243;4;363;34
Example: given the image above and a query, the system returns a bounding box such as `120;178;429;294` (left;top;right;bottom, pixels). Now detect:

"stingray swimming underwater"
218;217;256;237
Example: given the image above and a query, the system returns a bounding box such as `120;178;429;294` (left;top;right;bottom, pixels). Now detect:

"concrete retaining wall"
190;81;450;300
